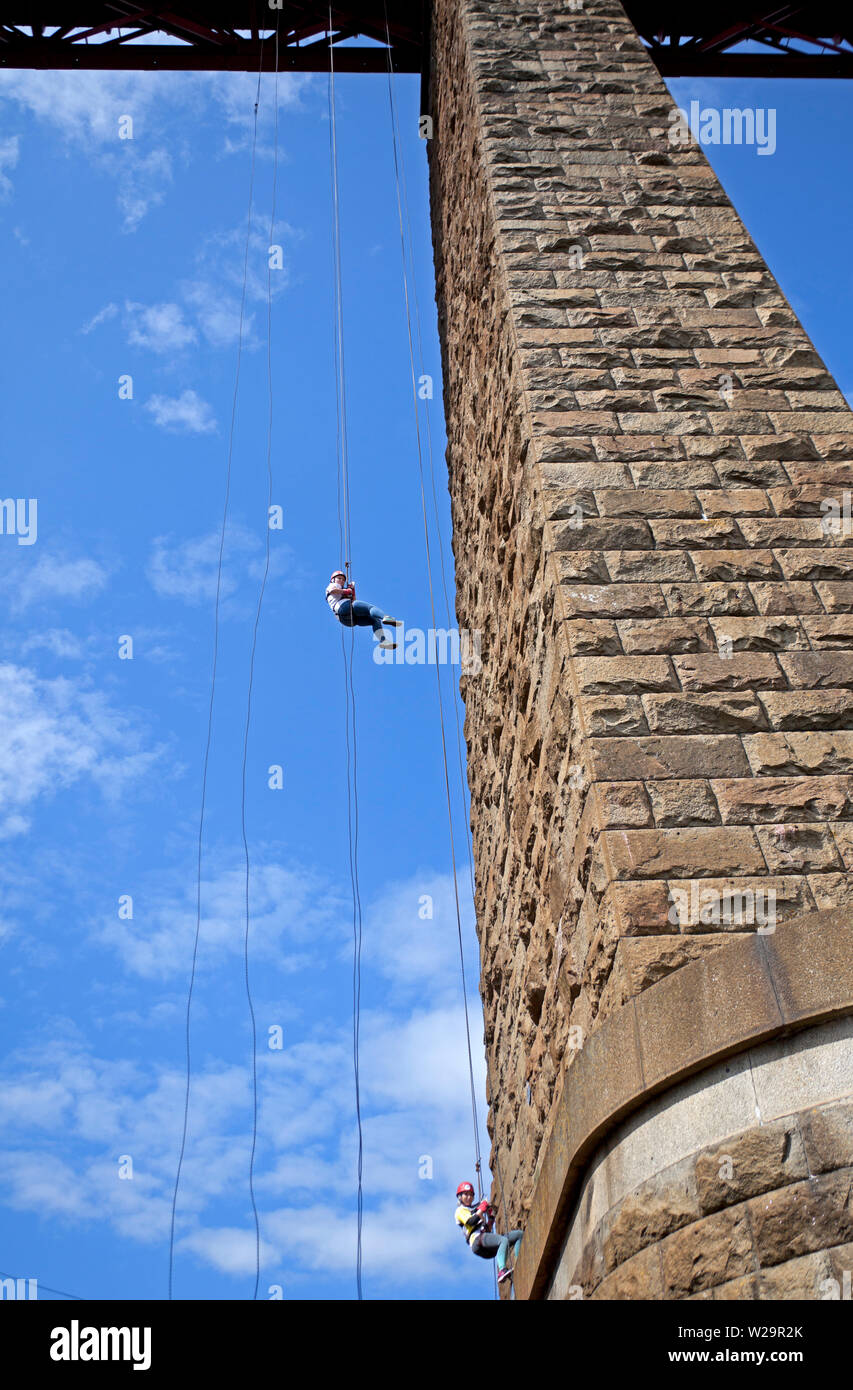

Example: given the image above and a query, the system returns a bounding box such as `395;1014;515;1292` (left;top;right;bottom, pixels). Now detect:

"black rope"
383;4;512;1297
238;14;281;1302
329;8;364;1300
168;45;265;1304
382;2;483;1189
341;622;365;1296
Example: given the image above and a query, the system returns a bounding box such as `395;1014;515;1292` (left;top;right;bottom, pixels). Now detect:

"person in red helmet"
454;1181;523;1284
325;569;401;650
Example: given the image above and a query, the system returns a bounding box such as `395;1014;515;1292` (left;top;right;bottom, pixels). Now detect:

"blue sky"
0;52;851;1302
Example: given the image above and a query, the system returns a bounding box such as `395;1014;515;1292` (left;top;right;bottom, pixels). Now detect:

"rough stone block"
588;735;751;783
778;653;853;689
643;692;767;735
759;690;853;731
618;618;716;654
748;1170;853;1266
672;653;784;692
799;1100;853;1175
590;1241;663;1300
573;655;675;695
579;694;649;737
755;824;843;874
648;779;720;827
694;1121;808;1213
603;827;765;880
743;732;853;777
707;617;808;650
661;1206;756;1297
712;775;853;825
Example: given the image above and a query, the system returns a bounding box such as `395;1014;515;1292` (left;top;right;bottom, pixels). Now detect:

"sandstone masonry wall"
428;0;853;1294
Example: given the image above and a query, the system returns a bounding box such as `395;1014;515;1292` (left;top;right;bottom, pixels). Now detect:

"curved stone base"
548;1016;853;1299
513;907;853;1299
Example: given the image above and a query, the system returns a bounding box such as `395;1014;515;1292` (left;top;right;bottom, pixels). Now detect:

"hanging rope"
328;7;365;1301
382;8;513;1295
381;10;485;1196
168;46;266;1304
238;15;281;1302
343;621;365;1298
328;8;353;579
384;25;477;914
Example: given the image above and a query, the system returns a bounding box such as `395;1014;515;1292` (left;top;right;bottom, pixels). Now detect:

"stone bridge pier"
428;0;853;1299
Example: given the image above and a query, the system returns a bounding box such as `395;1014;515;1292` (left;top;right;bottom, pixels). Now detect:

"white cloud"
0;134;20;198
1;1152;91;1220
0;815;29;841
197;220;295;300
145;389;216;434
178;1227;278;1277
0;861;490;1294
261;1194;470;1281
145;522;291;603
20;628;86;659
107;147;172;231
147;528;236;603
0;70;154;144
0;70;176;228
361;872;479;1009
0;69;310;226
0;664;161;836
97;859;343;980
180;280;250;350
0;555;108;611
81;216;299;355
175;216;298;349
80;303;118;335
125;300;197;353
0;995;488;1289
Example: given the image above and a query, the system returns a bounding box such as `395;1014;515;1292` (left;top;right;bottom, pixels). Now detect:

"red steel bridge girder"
0;4;852;75
0;4;425;71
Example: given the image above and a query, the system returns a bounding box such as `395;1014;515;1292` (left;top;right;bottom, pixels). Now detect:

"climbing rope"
342;620;365;1299
168;43;266;1303
238;15;281;1302
382;9;513;1295
328;8;365;1301
383;26;477;915
328;9;353;579
381;10;486;1197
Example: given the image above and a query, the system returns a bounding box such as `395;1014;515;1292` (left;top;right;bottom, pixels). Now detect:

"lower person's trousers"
473;1230;523;1271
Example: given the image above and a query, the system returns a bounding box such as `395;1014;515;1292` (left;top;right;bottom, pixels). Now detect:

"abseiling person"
454;1180;523;1284
325;569;401;650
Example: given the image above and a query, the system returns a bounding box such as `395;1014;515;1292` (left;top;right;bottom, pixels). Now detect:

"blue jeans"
336;600;384;634
473;1230;523;1271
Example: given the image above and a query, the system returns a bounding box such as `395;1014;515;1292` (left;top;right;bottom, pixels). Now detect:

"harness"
455;1201;495;1256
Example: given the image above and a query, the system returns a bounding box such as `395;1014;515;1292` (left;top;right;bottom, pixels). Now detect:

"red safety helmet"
456;1181;475;1198
330;570;346;582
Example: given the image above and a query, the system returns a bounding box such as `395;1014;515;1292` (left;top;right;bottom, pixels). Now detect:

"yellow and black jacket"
455;1202;492;1249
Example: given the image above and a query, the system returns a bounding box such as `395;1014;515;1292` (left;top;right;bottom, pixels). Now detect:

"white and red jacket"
326;578;355;614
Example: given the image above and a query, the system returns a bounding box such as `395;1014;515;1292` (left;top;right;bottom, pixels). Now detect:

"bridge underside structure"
2;4;853;75
3;1;853;1301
